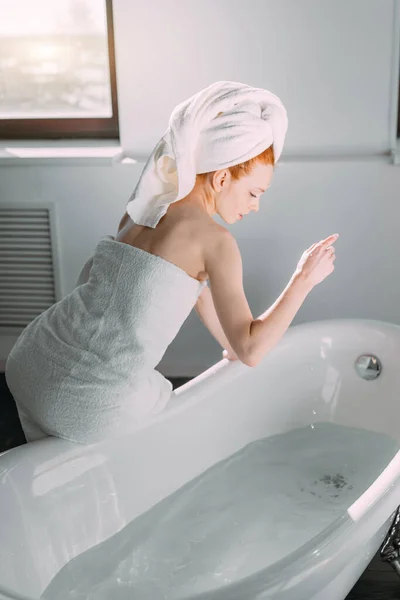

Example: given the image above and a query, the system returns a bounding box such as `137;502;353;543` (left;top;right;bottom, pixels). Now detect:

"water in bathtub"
42;422;399;599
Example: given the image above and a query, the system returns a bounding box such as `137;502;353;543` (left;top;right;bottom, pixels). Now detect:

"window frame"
0;0;119;140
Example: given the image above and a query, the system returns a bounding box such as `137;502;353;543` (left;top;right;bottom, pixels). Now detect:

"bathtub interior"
1;319;400;599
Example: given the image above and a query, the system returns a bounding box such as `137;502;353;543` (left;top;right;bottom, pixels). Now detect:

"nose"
250;199;260;212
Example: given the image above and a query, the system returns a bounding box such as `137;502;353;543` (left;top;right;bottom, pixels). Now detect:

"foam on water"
43;423;399;600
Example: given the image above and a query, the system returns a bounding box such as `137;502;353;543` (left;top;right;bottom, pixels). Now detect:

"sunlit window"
0;0;118;139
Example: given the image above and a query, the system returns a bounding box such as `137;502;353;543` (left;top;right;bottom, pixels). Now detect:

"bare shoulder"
203;224;241;274
115;206;239;283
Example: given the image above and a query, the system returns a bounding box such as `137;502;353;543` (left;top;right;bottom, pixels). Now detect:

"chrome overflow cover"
354;355;382;380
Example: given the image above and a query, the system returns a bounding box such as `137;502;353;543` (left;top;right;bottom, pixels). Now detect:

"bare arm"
195;286;238;358
205;231;337;367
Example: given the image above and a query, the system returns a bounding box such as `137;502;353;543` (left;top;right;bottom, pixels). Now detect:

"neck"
178;190;217;218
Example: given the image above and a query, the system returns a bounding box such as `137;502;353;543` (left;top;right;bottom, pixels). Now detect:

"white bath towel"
126;80;288;228
5;237;206;444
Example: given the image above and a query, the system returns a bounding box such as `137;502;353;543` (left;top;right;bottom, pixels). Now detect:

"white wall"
114;0;395;156
1;0;399;376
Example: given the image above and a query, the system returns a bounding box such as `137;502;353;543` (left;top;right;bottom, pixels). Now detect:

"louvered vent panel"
0;208;56;330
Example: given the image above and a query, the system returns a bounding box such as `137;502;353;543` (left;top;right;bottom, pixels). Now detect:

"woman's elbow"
239;329;260;368
237;345;260;368
242;353;260;368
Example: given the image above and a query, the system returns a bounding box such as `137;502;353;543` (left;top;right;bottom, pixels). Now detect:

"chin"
217;212;237;225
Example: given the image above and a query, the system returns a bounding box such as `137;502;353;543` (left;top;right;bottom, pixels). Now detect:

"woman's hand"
294;234;338;288
222;348;239;361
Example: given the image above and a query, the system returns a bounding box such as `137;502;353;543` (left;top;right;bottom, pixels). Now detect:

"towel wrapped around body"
5;237;206;443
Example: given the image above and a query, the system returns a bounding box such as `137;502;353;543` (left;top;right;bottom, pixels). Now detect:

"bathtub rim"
158;317;400;424
2;317;400;599
148;318;400;596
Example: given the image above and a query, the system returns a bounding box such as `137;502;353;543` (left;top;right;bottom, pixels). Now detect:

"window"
0;0;118;139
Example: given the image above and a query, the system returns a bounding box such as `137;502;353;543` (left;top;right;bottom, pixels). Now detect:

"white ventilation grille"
0;207;57;330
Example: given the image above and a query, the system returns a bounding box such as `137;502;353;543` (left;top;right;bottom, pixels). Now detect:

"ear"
212;169;230;192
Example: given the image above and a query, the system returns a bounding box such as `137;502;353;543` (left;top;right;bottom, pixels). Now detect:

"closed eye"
250;193;258;198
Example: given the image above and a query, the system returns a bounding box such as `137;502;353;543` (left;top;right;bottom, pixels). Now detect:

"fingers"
307;234;339;257
311;235;338;255
310;245;336;262
321;234;339;248
306;240;318;251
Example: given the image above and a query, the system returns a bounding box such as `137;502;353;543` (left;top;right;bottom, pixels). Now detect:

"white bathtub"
1;318;400;600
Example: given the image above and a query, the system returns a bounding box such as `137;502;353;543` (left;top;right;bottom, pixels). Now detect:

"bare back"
116;203;256;363
116;203;221;283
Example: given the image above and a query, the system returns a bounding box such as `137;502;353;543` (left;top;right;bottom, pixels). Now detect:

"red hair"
227;144;275;180
195;144;275;205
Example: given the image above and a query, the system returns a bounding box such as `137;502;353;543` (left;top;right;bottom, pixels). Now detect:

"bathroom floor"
0;372;399;599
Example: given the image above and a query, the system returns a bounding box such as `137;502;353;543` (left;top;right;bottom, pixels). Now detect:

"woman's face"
216;163;274;224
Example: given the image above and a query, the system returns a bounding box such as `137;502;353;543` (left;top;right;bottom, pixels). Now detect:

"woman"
5;81;337;444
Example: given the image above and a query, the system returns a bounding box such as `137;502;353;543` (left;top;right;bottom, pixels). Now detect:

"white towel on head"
126;80;288;228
